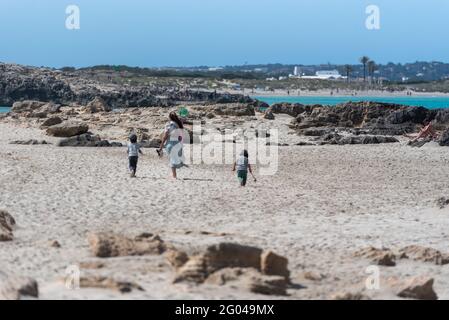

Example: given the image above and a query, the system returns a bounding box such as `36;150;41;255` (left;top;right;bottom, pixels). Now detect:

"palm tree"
360;56;370;83
368;60;377;84
344;65;353;83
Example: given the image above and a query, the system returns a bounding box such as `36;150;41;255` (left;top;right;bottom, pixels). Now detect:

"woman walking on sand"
158;111;186;179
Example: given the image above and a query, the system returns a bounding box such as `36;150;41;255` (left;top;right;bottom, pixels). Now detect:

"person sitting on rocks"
405;121;438;142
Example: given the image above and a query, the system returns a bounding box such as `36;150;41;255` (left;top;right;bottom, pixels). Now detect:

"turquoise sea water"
0;106;11;113
253;96;449;110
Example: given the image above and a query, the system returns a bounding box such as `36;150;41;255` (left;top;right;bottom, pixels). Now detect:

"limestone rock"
40;116;62;128
260;250;290;280
11;100;46;113
389;276;437;300
211;104;255;117
165;249;189;269
0;272;38;300
205;267;287;296
0;210;15;242
173;242;291;291
82;97;112;113
87;232;166;258
398;245;449;265
354;247;396;266
80;276;143;293
46;121;89;137
438;129;449;146
57;133;122;147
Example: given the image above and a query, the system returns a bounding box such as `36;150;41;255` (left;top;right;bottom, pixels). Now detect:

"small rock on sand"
0;272;39;300
0;210;15;242
40;116;62;128
260;250;290;280
79;276;143;293
388;276;437;300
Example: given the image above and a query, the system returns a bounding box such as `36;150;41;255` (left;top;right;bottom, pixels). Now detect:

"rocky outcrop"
0;211;15;242
268;103;307;118
318;133;399;145
354;247;396;266
0;63;253;108
87;232;167;258
11;100;46;113
286;101;449;135
398;245;449;265
46;121;89;137
438;129;449;146
57;133;122;147
355;245;449;266
210;104;255;117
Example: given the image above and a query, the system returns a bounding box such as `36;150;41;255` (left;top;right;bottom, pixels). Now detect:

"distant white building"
300;70;345;80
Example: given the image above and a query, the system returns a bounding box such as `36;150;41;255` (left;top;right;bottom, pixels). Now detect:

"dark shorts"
129;156;138;171
237;170;247;186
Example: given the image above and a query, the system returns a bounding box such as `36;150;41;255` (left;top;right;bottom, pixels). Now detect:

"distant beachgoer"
158;111;186;179
232;150;256;187
127;134;143;178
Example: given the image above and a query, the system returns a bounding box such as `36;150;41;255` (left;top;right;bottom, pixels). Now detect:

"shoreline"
223;89;449;98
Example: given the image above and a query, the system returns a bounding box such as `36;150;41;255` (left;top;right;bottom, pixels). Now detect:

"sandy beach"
2;107;449;300
226;88;449;98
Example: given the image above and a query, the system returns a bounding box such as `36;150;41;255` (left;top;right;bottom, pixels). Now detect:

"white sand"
1;115;449;299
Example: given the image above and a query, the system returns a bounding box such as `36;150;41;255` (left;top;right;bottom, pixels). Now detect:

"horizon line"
2;59;449;70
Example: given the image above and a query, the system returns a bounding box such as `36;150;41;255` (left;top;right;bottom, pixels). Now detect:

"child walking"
232;150;256;187
127;134;143;177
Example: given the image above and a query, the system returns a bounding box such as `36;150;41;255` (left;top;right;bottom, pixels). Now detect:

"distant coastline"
238;89;449;98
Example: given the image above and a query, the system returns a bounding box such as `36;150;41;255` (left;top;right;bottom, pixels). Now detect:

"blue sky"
1;0;448;67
